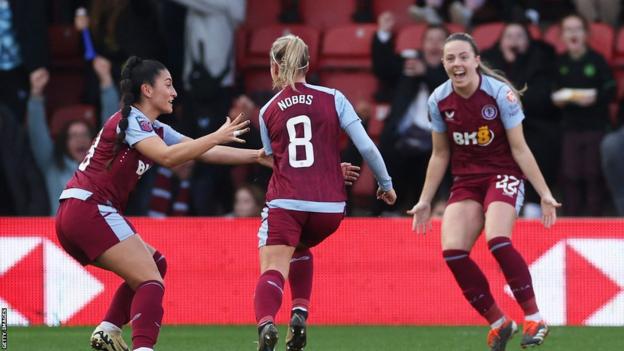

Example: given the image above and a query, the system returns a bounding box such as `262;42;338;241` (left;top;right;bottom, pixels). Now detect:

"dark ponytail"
110;56;167;164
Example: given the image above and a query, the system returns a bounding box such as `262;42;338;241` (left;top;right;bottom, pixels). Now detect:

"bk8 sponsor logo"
452;125;494;146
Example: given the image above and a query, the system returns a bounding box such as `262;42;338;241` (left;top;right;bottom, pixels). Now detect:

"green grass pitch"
7;325;624;350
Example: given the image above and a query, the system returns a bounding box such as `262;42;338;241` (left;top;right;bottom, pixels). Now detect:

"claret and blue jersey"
428;74;525;176
259;82;362;213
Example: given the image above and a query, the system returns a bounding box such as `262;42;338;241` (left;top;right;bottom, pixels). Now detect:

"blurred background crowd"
2;0;624;218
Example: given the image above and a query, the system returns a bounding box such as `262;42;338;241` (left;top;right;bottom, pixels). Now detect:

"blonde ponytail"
270;34;310;90
445;32;526;106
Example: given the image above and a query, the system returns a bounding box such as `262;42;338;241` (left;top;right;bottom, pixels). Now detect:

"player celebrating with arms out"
55;56;265;351
408;33;561;350
254;34;396;351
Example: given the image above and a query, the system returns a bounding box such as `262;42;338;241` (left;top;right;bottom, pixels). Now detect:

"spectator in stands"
0;0;49;124
26;56;119;214
227;94;272;190
74;0;166;105
373;24;449;214
229;183;265;217
170;0;246;215
147;161;194;217
573;0;620;26
409;0;501;27
552;13;616;216
601;103;624;216
0;103;49;215
482;21;560;218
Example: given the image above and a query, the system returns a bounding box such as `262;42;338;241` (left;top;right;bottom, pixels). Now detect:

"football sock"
490;316;507;329
443;249;504;324
254;269;285;328
488;237;539;316
104;251;168;328
289;248;313;318
130;280;164;349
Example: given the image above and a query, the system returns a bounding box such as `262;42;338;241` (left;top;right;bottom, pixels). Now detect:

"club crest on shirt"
136;116;153;132
444;110;455;120
481;104;498;120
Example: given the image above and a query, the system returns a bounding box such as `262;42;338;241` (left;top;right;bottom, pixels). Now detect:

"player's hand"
376;188;397;205
407;201;432;234
213;113;250;144
257;149;274;168
341;163;360;186
540;194;561;229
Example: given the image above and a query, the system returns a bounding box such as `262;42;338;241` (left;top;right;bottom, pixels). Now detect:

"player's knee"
153;250;167;278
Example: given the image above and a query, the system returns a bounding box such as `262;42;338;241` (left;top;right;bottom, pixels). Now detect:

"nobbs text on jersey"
277;94;314;111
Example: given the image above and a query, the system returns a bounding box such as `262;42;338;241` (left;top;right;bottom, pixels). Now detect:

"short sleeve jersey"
64;107;185;211
259;83;360;211
428;75;524;176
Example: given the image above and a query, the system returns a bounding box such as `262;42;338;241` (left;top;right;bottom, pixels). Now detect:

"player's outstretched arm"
343;122;396;204
407;131;449;233
135;114;249;168
506;124;561;228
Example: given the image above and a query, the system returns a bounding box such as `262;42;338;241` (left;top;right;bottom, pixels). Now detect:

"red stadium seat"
300;0;356;29
245;25;320;71
396;23;465;53
243;68;275;94
544;23;614;62
373;0;415;29
244;0;281;30
319;71;377;103
471;22;542;51
48;25;84;70
44;72;85;117
319;24;377;70
50;104;96;137
396;24;427;52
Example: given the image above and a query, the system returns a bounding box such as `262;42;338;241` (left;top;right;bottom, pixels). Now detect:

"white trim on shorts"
515;180;525;215
257;207;269;248
97;204;135;241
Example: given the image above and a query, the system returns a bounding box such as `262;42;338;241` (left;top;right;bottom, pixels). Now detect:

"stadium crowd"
1;0;624;218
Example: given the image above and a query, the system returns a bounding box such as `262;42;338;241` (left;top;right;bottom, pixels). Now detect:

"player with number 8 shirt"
408;33;561;351
253;34;396;351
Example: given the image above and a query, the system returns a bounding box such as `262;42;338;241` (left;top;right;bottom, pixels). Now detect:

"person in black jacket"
372;23;449;213
0;0;49;124
552;13;616;216
481;21;560;218
0;104;49;215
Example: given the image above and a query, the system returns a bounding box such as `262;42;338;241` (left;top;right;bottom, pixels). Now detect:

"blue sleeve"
259;111;273;156
99;86;119;126
496;86;524;129
334;90;361;130
26;96;54;169
428;94;446;132
344;122;393;191
159;122;186;145
124;114;158;146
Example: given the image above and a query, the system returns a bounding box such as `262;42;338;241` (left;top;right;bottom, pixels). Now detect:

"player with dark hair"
254;34;396;351
408;33;561;350
55;56;263;351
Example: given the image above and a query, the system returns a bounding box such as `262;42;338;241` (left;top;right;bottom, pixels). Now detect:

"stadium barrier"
1;217;623;326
